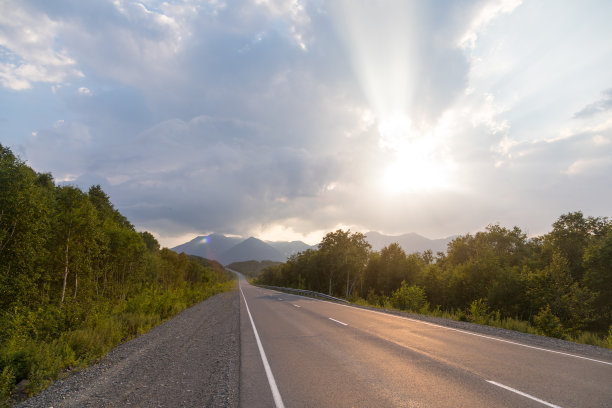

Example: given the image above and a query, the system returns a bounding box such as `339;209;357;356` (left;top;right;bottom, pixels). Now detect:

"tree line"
0;144;234;402
257;215;612;344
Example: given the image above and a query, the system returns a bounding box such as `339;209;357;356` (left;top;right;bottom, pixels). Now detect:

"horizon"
2;1;611;248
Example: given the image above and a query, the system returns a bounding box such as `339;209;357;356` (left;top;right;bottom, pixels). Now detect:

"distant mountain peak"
364;231;453;254
172;233;313;265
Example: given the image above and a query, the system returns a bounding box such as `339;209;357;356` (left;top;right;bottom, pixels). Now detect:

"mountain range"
171;232;455;265
364;231;455;254
171;233;316;265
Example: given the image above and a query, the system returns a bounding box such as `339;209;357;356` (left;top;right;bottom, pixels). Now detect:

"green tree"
0;145;51;310
52;186;100;305
318;230;371;298
525;252;596;335
582;227;612;330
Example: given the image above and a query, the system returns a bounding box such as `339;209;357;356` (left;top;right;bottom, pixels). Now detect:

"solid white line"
258;286;612;366
293;304;301;308
329;317;348;326
240;284;285;408
487;381;563;408
329;302;612;366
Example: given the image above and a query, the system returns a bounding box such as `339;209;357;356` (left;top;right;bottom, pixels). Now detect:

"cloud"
4;0;612;247
460;0;523;50
574;88;612;118
0;0;83;89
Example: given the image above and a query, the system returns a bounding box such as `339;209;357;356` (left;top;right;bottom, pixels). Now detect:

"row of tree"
0;143;232;365
257;214;612;337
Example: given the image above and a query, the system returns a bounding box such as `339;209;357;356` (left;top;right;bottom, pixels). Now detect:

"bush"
534;305;566;339
391;282;427;312
468;299;491;324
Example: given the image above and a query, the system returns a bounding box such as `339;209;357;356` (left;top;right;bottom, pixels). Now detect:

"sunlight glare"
378;115;452;194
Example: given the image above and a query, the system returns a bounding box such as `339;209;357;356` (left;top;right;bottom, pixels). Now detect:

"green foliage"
390;281;427;312
318;230;371;297
533;305;566;338
0;365;15;404
468;298;491;324
0;145;236;405
256;214;612;349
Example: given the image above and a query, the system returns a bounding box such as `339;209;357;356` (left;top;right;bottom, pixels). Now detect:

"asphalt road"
237;275;612;408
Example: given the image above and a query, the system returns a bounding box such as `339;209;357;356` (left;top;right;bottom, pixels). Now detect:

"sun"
378;115;452;194
382;148;449;194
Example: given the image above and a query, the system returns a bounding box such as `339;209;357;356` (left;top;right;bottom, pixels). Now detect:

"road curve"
237;275;612;408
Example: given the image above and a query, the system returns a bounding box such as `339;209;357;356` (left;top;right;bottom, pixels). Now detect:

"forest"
257;217;612;348
0;144;235;404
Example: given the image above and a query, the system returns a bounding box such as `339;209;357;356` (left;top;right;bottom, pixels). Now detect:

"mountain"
172;234;315;265
171;233;242;260
172;231;454;265
364;231;455;254
265;240;317;259
218;237;284;264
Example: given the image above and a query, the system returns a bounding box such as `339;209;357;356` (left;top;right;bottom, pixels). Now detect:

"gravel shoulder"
18;289;240;408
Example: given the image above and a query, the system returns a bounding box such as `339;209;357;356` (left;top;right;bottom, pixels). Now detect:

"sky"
1;0;611;247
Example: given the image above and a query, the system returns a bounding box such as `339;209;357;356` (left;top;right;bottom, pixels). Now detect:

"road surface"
238;275;612;408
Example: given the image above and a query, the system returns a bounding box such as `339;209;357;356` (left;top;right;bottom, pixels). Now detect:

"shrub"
390;282;427;312
468;298;491;324
534;305;566;339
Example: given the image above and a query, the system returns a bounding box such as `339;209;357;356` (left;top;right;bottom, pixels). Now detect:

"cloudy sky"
1;0;611;247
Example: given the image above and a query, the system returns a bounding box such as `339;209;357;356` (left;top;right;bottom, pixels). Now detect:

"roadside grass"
0;280;235;406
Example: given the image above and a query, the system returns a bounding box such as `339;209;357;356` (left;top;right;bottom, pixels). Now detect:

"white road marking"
240;284;285;408
259;286;612;366
330;300;612;366
293;304;301;308
278;298;283;300
329;317;348;326
487;381;563;408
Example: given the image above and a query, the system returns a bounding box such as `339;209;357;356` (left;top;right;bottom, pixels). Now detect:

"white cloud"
562;158;609;176
460;0;523;50
0;1;83;89
78;87;92;95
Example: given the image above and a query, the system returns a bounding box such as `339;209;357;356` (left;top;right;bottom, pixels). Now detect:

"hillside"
172;234;242;259
218;237;284;264
265;240;317;259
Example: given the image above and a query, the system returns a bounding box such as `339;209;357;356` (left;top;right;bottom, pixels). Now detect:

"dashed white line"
278;298;283;301
293;304;301;308
487;381;563;408
328;301;612;366
240;284;285;408
329;317;348;326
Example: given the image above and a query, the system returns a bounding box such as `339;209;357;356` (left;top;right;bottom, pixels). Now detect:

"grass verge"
0;280;236;406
